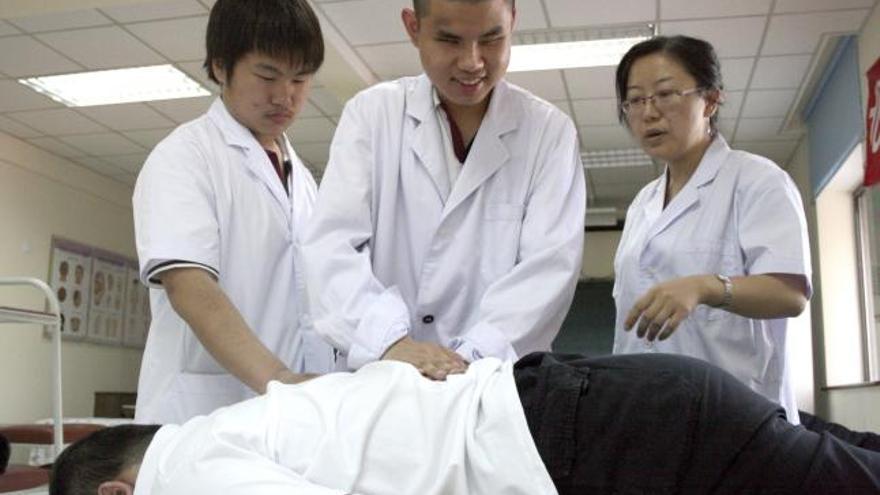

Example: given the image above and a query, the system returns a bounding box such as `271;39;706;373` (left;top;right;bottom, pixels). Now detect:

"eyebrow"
434;25;504;40
626;76;674;91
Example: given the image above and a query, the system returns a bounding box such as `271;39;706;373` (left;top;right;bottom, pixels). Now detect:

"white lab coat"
133;359;557;495
302;75;585;369
132;98;334;425
612;136;811;423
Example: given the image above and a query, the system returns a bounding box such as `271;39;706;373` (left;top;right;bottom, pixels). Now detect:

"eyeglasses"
620;87;704;116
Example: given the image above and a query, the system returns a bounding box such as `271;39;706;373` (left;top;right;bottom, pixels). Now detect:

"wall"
582;229;621;280
814;3;880;431
0;132;142;424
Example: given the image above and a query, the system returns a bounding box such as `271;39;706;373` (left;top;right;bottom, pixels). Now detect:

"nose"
271;80;304;108
641;96;661;120
457;42;483;73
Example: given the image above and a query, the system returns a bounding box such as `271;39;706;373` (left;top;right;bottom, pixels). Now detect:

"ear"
703;89;722;118
97;480;134;495
401;8;420;46
212;59;227;87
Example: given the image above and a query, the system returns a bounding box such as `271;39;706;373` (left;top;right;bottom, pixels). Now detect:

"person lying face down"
51;352;880;495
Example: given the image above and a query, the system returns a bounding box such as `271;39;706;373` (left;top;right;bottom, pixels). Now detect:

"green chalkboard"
552;280;616;357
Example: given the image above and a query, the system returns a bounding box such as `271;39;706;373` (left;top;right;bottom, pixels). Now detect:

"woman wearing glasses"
611;35;811;423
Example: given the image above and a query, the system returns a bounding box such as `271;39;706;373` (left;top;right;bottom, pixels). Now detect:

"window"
855;184;880;382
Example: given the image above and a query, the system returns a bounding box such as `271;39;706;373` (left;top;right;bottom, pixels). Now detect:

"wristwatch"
714;274;733;309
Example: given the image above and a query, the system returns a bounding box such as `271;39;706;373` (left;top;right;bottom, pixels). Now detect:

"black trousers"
514;352;880;494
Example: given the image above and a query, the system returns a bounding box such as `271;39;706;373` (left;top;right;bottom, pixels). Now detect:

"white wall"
0;133;142;424
582;230;621;280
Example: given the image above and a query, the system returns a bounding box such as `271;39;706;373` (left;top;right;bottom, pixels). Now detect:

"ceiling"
0;0;876;213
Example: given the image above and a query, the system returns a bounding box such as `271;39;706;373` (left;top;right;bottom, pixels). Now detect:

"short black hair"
49;424;160;495
412;0;515;18
615;35;724;133
204;0;324;85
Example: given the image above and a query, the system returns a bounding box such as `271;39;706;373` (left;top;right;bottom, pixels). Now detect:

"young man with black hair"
52;352;880;494
302;0;585;379
132;0;333;424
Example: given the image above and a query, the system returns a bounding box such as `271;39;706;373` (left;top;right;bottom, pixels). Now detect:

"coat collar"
643;134;730;241
206;96;294;212
405;75;521;215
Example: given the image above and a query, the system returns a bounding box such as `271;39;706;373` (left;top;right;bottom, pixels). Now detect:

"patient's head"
50;424;160;495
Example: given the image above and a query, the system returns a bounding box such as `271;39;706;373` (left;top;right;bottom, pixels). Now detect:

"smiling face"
402;0;515;118
213;51;313;148
624;52;718;167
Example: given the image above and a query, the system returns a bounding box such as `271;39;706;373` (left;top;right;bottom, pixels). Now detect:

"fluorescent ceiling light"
581;148;655;169
509;36;649;72
18;64;210;107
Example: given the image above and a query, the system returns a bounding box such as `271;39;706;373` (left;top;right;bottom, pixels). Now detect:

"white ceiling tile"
0;20;22;36
734;117;804;141
77;103;176;131
288;117;336;143
505;70;568;101
318;0;410;46
294;142;331;169
147;95;213;123
175;60;217;92
732;139;799;165
37;26;165;70
26;136;88;158
660;17;767;58
512;0;550;31
579;125;638;150
546;0;655;27
720;57;754;91
774;0;875;14
0;114;42;138
0;36;82;77
720;90;744;119
59;133;145;156
357;42;421;79
101;0;206;23
0;80;61;112
718;118;737;137
8;9;111;33
588;165;656;185
100;152;150;174
126;15;208;61
762;10;868;55
550;100;574;120
572;98;619;127
564;66;617;99
73;156;126;176
661;0;772;19
297;101;323;118
122;128;174;149
750;54;812;89
308;87;346;117
740;89;797;118
7;108;107;135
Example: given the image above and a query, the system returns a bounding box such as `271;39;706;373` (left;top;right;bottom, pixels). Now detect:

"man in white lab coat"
131;0;333;424
302;0;586;377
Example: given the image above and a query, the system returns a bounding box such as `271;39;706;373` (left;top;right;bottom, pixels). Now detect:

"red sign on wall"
867;57;880;187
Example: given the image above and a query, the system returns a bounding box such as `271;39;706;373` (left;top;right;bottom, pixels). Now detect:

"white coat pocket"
481;203;525;279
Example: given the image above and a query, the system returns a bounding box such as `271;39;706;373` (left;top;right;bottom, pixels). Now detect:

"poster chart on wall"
47;237;149;348
122;266;150;348
49;239;93;340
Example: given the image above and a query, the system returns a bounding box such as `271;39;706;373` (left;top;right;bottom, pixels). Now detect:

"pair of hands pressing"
382;336;468;380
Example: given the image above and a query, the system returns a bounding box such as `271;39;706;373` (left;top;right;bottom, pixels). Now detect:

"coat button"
422;315;434;324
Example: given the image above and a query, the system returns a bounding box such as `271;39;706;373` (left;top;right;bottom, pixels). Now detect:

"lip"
453;76;485;94
267;112;294;124
642;129;667;142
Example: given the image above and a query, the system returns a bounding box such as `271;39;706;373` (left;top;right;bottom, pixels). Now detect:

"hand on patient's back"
624;276;705;341
382;336;468;380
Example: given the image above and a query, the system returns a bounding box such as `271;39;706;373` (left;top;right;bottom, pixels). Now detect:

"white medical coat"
612;136;811;422
133;98;333;425
302;75;585;369
133;359;557;495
